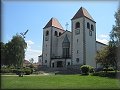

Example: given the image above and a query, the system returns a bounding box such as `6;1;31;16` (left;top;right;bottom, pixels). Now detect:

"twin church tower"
42;7;99;68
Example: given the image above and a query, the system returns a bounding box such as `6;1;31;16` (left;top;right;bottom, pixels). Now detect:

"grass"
1;75;120;89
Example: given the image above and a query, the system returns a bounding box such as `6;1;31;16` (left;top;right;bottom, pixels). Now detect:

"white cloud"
25;40;42;63
25;49;42;63
26;40;34;45
99;34;109;38
96;38;109;45
96;34;109;45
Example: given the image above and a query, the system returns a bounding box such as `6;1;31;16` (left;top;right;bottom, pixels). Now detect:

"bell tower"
71;7;96;67
42;17;64;67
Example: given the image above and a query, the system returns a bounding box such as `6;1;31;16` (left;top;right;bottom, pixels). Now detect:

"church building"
41;7;106;68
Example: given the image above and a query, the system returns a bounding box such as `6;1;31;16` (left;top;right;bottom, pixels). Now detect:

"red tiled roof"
43;17;64;30
24;60;30;64
71;7;94;21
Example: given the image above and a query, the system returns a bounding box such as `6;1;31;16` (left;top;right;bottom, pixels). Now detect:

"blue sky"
2;1;119;62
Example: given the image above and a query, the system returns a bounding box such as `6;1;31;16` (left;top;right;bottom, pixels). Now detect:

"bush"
24;68;32;75
108;67;114;71
80;65;94;75
16;69;24;75
103;67;114;72
92;71;117;78
95;68;103;72
1;68;10;73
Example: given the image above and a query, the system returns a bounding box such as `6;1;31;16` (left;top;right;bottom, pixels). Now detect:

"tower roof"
43;17;64;30
71;7;95;22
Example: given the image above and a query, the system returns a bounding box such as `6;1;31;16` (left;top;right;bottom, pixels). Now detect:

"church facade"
41;7;106;68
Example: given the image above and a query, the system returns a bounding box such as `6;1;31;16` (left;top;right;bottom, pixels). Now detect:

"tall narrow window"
45;60;47;63
75;22;80;29
77;39;78;43
87;22;90;29
91;24;94;31
77;50;79;54
54;31;58;36
63;48;69;58
59;32;61;36
46;31;49;36
67;62;70;66
76;58;79;63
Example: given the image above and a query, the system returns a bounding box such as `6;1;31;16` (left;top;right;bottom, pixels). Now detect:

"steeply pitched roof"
43;17;64;30
71;7;95;22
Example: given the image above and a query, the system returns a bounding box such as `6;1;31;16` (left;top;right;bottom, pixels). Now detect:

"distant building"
23;60;31;67
41;7;107;68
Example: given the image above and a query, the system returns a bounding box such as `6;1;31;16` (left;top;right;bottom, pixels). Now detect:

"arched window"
75;22;80;29
54;31;58;36
59;32;61;36
87;22;90;29
46;31;49;36
91;24;94;31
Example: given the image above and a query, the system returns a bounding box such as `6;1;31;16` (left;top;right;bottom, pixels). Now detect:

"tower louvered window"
46;31;49;36
75;22;80;29
87;22;90;29
91;24;94;31
54;31;58;36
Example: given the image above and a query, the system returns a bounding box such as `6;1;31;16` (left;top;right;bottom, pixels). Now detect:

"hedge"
1;66;33;75
92;71;117;78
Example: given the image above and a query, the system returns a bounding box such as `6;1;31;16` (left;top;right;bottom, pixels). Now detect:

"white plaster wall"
72;18;84;65
51;27;64;58
84;18;96;67
96;41;107;51
42;27;52;67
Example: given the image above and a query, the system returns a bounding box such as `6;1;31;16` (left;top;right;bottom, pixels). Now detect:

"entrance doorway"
57;61;63;67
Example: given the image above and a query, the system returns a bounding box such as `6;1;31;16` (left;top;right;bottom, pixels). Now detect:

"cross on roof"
65;22;69;30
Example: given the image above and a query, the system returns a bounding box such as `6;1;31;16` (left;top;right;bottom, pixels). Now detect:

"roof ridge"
43;17;64;30
71;7;95;21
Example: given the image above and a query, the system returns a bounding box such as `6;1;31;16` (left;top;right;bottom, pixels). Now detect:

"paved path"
1;73;51;76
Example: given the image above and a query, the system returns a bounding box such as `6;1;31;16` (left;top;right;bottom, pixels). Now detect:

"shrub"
16;69;24;75
94;68;103;72
1;68;10;73
80;65;94;75
24;69;31;75
92;71;117;78
24;68;32;75
12;69;18;73
103;67;114;72
108;67;114;71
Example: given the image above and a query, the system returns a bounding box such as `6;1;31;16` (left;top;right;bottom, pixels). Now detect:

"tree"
109;8;120;71
29;58;34;64
96;47;110;72
10;34;27;68
1;42;6;65
110;8;120;46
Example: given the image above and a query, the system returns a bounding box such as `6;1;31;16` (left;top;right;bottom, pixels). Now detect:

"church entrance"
57;61;63;67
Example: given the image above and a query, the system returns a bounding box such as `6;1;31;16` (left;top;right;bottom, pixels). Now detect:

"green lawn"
1;75;120;89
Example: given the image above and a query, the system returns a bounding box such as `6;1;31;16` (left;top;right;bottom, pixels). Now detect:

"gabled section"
71;7;95;22
62;34;70;48
63;34;70;43
43;17;64;30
